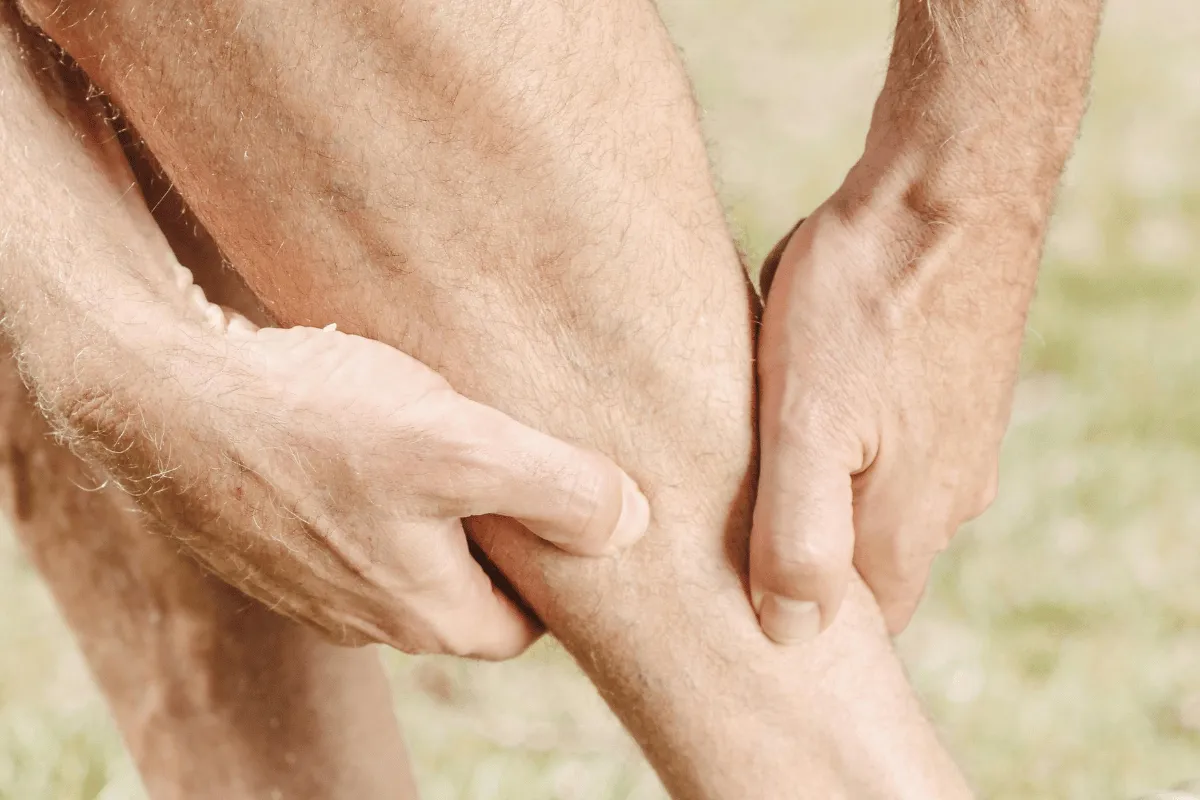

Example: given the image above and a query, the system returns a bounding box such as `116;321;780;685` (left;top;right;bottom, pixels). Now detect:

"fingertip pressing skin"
460;587;543;661
478;408;652;557
514;467;650;558
379;519;541;660
755;592;823;646
750;520;855;645
608;472;652;552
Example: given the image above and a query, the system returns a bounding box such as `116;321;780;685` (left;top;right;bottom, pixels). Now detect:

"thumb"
456;399;651;557
751;405;857;644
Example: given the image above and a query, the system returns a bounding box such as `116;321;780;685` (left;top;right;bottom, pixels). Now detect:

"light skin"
752;0;1106;642
8;0;974;797
0;10;416;797
0;344;419;800
6;0;1104;650
0;9;653;662
0;0;1100;797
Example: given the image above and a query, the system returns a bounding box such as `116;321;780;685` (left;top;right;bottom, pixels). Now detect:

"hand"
50;269;650;660
0;5;648;661
751;188;1039;642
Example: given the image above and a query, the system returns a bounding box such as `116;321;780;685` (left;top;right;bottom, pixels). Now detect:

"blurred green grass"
3;0;1199;797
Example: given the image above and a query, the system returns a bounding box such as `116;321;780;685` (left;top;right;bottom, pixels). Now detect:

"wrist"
833;142;1055;236
804;148;1050;296
859;112;1072;219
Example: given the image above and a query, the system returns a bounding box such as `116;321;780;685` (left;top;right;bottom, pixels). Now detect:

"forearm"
2;351;414;799
20;0;970;795
846;0;1103;223
0;14;210;413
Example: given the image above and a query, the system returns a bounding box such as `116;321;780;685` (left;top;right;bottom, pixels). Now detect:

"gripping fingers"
853;512;952;636
390;518;540;660
451;399;651;558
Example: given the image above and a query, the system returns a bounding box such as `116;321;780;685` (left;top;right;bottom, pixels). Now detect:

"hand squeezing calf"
0;10;648;661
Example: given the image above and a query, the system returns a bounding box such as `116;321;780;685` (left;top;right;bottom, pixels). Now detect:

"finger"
437;580;543;661
751;387;857;644
855;542;938;636
853;503;953;636
453;399;650;557
400;518;541;660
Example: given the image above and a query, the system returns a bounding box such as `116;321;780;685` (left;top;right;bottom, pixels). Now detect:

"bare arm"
752;0;1104;641
865;0;1101;205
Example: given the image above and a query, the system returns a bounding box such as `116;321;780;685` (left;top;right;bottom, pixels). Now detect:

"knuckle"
423;617;479;658
966;469;1001;520
763;533;841;587
546;463;611;543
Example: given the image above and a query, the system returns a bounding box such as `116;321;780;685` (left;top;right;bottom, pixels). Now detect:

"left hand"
751;185;1043;642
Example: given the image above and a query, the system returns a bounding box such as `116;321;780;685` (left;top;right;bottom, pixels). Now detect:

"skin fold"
9;0;975;796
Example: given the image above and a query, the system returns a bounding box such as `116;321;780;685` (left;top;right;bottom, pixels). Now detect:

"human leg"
19;0;973;795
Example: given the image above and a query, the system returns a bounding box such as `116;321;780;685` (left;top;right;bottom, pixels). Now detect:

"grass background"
3;0;1199;796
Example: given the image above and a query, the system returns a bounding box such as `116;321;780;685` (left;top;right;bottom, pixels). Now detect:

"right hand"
49;270;650;660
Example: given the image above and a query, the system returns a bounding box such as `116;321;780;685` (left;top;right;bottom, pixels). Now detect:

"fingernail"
758;595;822;645
608;475;651;552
